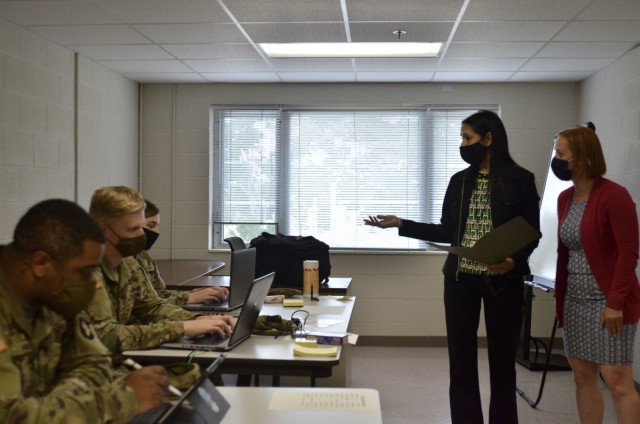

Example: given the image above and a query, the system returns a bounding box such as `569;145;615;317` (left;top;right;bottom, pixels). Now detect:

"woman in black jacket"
365;110;540;424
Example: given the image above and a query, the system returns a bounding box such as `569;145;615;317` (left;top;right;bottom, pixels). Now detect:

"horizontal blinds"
282;110;426;249
426;110;477;224
211;109;280;224
211;107;498;250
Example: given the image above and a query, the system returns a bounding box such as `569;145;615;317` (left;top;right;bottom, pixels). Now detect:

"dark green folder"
428;216;541;264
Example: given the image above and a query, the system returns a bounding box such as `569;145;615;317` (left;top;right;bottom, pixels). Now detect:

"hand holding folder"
428;216;541;264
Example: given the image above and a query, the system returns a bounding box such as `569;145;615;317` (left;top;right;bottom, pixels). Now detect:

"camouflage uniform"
135;250;189;306
0;264;138;423
86;256;199;359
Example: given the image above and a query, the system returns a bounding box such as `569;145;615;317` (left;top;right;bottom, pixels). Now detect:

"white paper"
269;391;377;412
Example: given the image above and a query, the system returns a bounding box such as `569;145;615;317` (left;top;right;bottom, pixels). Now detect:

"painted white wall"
0;17;139;242
579;45;640;382
140;82;579;338
0;18;75;242
76;55;139;209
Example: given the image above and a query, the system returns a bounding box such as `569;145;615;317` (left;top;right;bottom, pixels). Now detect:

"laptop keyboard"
193;333;230;345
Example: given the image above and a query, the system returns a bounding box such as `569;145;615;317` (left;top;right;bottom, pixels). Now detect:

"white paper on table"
269;391;377;412
306;318;344;328
300;305;347;316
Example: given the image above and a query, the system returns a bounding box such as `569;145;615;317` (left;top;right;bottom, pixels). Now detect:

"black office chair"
223;236;247;252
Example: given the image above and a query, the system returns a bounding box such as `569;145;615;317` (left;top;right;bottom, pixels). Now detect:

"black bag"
249;232;331;289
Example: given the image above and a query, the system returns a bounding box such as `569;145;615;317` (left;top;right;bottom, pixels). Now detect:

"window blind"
211;109;280;225
210;107;496;250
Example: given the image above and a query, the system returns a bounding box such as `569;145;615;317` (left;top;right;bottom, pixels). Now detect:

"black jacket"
399;163;540;280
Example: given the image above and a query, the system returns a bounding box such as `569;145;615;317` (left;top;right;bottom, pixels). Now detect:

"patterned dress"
560;201;637;365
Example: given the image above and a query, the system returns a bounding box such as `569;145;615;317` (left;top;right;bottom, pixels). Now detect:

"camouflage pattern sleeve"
0;313;138;424
128;260;198;323
135;252;189;306
86;268;185;355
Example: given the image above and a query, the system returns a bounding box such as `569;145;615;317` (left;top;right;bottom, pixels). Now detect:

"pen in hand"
123;358;183;397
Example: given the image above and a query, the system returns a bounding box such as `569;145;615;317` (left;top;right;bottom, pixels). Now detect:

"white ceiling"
1;0;639;83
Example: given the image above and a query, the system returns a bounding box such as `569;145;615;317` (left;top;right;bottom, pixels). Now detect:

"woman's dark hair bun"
584;121;596;131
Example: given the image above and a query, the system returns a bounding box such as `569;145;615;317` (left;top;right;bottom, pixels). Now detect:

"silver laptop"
163;272;274;352
183;248;256;312
129;355;229;424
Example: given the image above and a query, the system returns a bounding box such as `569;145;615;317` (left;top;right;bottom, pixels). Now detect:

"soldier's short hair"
13;199;105;263
89;186;145;222
144;198;160;218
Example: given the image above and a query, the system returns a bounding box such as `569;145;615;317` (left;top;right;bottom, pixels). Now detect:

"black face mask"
143;227;160;250
551;157;572;181
106;225;146;257
460;141;489;166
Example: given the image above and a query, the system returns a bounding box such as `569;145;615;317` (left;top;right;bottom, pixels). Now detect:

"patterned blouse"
458;173;497;276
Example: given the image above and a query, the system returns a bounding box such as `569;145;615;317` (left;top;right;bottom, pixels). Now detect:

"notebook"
129;355;229;424
183;248;256;312
163;272;274;352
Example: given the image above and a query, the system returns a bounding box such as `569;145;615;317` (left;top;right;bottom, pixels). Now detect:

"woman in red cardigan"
553;125;640;424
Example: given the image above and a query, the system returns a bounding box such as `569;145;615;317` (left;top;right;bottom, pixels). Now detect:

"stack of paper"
293;344;338;357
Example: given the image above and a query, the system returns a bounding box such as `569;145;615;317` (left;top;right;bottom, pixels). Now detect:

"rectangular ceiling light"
260;42;442;58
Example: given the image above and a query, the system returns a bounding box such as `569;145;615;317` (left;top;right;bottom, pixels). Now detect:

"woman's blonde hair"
556;126;606;178
89;186;145;222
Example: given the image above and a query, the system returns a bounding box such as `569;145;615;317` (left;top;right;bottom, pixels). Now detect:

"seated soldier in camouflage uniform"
0;199;169;423
137;199;229;306
86;186;235;359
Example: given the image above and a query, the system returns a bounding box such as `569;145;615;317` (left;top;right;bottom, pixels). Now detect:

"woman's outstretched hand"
364;215;402;229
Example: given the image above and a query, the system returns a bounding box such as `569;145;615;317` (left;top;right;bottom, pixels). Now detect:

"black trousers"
444;274;524;424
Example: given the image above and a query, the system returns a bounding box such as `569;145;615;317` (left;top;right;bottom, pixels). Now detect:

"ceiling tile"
454;21;566;42
0;0;638;84
99;60;193;73
347;0;465;21
446;42;545;58
160;43;259;60
554;21;640;42
463;0;591;20
98;0;230;24
182;59;271;72
438;58;527;72
223;0;343;23
70;44;174;60
356;71;434;82
134;23;246;44
354;58;437;72
521;58;615;72
270;58;353;72
0;1;123;25
200;72;281;83
349;22;453;42
535;42;637;58
242;22;347;43
433;71;514;82
576;0;640;20
30;25;151;45
128;72;207;83
278;71;356;82
509;71;591;82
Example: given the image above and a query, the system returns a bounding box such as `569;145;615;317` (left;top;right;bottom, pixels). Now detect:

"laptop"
164;272;275;352
183;248;256;312
129;355;229;424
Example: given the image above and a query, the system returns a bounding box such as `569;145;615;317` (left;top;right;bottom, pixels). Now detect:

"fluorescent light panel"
260;42;442;58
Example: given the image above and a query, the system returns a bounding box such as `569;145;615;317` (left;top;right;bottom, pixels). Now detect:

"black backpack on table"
249;232;331;289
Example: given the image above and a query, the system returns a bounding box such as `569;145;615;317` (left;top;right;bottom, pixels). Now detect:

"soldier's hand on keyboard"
188;286;229;304
124;366;169;414
185;315;235;338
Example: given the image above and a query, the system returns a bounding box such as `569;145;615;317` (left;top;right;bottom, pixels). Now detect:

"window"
211;107;491;250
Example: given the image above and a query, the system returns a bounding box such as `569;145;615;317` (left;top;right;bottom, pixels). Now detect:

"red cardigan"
555;177;640;327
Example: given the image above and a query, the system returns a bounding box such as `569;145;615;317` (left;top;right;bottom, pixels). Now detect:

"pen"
122;358;183;397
